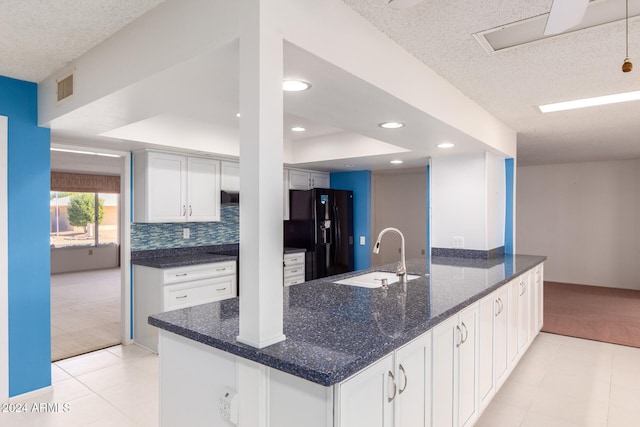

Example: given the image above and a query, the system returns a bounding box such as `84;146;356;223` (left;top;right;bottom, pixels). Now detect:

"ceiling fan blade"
544;0;589;35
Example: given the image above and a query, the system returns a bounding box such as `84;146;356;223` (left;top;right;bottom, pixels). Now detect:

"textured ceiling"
0;0;165;82
343;0;640;165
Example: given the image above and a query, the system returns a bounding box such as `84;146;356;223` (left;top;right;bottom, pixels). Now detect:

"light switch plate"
359;236;366;245
183;228;190;239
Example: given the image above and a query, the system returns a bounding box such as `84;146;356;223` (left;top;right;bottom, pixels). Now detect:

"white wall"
517;159;640;290
371;168;427;266
431;152;506;251
431;153;487;250
486;152;506;250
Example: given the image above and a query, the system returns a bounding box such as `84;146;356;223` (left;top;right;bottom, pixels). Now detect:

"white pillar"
237;0;285;348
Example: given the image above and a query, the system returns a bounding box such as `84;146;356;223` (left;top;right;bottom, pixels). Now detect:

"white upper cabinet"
220;161;239;192
288;168;330;190
134;151;220;223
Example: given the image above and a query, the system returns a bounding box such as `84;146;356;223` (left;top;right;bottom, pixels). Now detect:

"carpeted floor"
542;281;640;348
51;268;122;361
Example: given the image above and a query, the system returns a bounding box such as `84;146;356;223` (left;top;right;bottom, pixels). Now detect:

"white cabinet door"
220;161;239;192
494;284;510;389
289;169;312;190
507;279;519;365
458;304;478;427
478;292;495;411
395;333;431;427
187;157;220;222
283;170;290;220
338;354;394;427
146;151;187;222
536;264;544;331
311;172;330;188
432;315;457;427
528;270;537;341
517;273;530;353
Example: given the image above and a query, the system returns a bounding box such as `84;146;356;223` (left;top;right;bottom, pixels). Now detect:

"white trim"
50;143;132;346
0;116;8;403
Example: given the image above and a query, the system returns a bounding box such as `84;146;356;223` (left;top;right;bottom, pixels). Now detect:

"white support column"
0;116;8;403
237;0;285;348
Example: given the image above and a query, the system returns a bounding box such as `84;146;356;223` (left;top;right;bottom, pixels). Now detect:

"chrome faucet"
372;227;407;284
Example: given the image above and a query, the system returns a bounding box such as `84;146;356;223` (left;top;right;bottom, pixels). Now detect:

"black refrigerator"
284;188;354;281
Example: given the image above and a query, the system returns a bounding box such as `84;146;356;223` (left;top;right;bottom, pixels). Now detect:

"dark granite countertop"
149;254;545;386
131;244;305;268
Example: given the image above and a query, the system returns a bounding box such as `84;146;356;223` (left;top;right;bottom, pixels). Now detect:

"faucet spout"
373;227;407;283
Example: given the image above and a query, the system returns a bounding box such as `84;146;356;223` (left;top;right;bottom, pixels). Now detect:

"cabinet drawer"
162;261;236;284
284;265;304;278
284;276;305;287
163;276;234;310
283;253;304;267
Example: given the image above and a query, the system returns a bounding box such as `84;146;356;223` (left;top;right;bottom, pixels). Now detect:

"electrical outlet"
219;389;238;424
452;236;464;249
183;228;190;239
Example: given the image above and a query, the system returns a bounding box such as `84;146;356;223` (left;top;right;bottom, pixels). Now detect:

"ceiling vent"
56;73;74;103
473;0;640;53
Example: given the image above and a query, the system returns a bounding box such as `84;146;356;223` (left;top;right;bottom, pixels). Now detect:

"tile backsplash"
131;205;239;251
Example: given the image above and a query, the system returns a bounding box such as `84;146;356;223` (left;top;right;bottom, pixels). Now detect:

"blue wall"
505;158;514;254
330;170;371;270
1;76;51;396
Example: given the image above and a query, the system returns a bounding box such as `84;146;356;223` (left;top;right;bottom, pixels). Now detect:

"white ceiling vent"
56;73;74;103
473;0;640;53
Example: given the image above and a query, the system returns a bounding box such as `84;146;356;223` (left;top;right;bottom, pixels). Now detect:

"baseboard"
6;385;53;404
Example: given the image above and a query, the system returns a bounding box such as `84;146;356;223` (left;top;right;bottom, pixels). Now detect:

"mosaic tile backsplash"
131;205;239;251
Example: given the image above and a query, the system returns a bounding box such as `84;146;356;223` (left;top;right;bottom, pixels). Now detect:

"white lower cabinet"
336;332;431;427
516;272;530;354
494;284;510;389
283;252;305;286
134;261;236;353
478;292;496;411
432;302;479;427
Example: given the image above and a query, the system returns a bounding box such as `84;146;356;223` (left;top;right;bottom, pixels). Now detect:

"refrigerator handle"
334;205;340;261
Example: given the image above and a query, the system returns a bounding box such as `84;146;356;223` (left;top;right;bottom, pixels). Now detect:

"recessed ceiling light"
437;142;455;149
538;90;640;113
291;126;306;132
379;122;405;129
344;164;355;168
236;113;240;118
283;80;311;92
390;159;404;164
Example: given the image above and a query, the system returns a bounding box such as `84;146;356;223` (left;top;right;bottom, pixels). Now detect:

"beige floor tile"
537;371;610;403
106;343;154;360
55;350;123;377
51;364;71;384
493;376;538;410
520;411;584;427
528;389;608;427
475;401;527;427
16;378;93;405
608;403;640;427
76;362;154;393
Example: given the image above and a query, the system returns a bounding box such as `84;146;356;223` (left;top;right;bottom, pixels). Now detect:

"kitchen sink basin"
334;271;420;288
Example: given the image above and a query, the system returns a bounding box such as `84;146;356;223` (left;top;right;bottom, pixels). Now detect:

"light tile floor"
1;344;158;427
2;333;639;426
477;332;640;427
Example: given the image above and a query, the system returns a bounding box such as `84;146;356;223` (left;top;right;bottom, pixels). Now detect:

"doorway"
49;148;130;361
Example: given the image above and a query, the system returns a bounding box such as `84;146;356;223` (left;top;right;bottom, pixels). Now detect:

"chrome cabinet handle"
456;325;462;348
495;298;501;316
176;295;187;299
182;205;186;216
216;287;226;291
519;281;526;296
216;268;226;271
175;273;188;277
189;205;193;216
461;322;469;344
398;364;408;394
387;371;397;403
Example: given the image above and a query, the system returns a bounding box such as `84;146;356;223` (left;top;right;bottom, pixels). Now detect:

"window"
50;192;119;248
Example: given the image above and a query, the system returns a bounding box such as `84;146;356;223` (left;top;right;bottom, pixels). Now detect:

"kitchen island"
150;254;545;427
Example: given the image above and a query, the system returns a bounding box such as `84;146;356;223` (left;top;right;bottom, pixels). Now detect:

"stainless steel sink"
334;271;420;288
